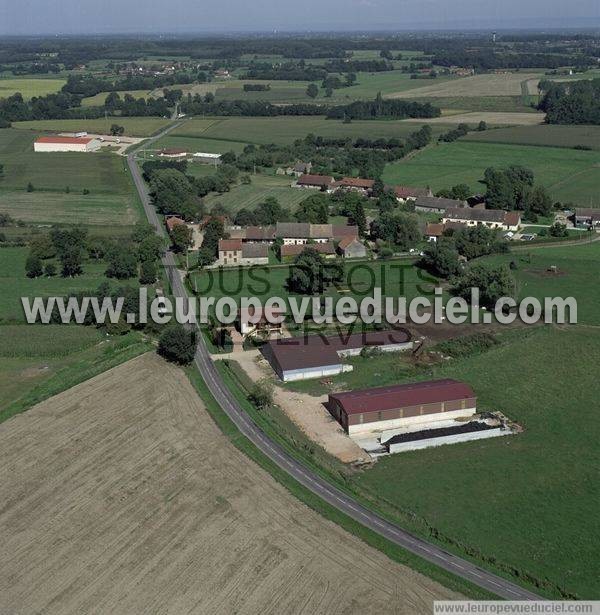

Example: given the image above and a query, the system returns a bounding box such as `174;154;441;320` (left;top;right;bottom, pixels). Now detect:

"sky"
0;0;599;35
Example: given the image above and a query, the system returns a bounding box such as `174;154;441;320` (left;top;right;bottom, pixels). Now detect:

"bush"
158;324;197;365
437;333;500;358
25;254;43;278
248;378;274;409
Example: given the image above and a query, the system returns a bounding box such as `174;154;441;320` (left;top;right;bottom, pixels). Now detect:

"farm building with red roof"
34;135;100;153
328;379;477;435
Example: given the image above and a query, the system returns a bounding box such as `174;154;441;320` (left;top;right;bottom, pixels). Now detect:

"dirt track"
0;353;460;614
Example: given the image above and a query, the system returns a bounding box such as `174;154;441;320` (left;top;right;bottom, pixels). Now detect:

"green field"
203;173;313;213
0;128;141;228
152;133;249;154
12;117;171;137
382;141;600;205
175;116;451;145
479;240;600;325
0;247;113;323
463;124;600;150
348;325;599;599
0;77;66;99
81;89;154;106
190;258;432;309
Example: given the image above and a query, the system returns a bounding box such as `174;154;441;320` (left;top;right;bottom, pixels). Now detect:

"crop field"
203;174;312;213
0;77;66;99
152;133;249;154
0;129;141;227
401;112;545;126
175;116;451;145
350;325;600;599
0;353;459;613
382;141;600;205
463;124;600;150
387;72;543;98
0;247;110;323
12;117;171;137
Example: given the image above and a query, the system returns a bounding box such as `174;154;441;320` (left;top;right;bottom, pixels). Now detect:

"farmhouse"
165;215;186;233
280;242;336;260
216;239;269;267
394;185;432;203
414;196;468;214
262;330;413;382
284;161;312;176
276;222;358;245
573;208;600;228
238;306;285;336
337;236;367;258
34;135;100;153
294;174;335;190
331;177;375;195
425;222;445;242
443;208;521;231
328;379;477;436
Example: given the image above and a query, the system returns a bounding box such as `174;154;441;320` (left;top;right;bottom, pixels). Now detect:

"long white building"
34;136;100;153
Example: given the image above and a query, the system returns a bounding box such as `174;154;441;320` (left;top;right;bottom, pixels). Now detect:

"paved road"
127;126;542;601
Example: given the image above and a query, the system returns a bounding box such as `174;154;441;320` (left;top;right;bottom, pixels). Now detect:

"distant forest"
539;79;600;125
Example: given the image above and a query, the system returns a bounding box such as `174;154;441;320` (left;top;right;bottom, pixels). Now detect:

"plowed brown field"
0;353;460;615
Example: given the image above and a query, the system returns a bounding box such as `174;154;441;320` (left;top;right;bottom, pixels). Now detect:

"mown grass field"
190;258;433;309
479;240;600;325
203;174;312;213
12;117;170;137
0;128;141;228
382;141;600;205
0;77;66;99
0;247;111;323
463;124;600;150
175;116;451;145
152;134;249;154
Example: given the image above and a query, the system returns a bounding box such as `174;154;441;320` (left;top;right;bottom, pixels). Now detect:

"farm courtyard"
0;353;459;614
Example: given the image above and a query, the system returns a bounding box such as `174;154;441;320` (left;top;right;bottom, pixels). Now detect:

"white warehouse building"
34;136;101;153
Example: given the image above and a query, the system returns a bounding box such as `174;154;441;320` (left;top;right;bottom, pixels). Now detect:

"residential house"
337;236;367;258
280;241;336;260
443;208;521;231
394;185;432;203
159;148;187;159
216;239;269;267
573;208;600;228
331;177;375;195
275;222;358;245
286;161;312;177
294;174;335;190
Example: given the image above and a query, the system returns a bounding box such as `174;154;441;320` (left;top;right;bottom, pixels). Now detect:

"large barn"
328;379;477;436
261;329;413;382
34;136;100;153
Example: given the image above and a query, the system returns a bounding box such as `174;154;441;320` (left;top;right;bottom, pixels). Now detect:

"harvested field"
401;112;545;126
386;72;542;98
0;353;459;614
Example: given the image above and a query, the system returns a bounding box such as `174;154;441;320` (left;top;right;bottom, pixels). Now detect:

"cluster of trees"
435;184;470;201
483;166;553;220
326;93;441;120
538;79;600;125
286;248;344;295
433;50;590;70
148;168;204;220
243;62;328;81
370;211;421;251
26;227;88;278
104;91;170;117
323;59;392;73
233;196;290;227
231;125;432;181
197;217;226;267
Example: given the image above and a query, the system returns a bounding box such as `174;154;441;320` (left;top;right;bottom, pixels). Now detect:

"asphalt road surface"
127;125;542;601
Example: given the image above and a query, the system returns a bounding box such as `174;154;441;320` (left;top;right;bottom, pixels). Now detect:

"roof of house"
575;208;600;219
414;196;467;210
331;224;359;240
425;223;445;237
218;238;243;252
445;208;520;225
165;216;186;232
263;329;412;373
35;136;93;144
329;379;476;416
334;177;375;190
239;305;286;325
337;236;363;250
394;185;431;199
280;242;335;257
296;174;334;187
241;243;269;258
276;222;311;238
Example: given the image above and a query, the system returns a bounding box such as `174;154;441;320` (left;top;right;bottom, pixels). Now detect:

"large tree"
451;264;514;309
286;248;343;295
158;324;197;365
